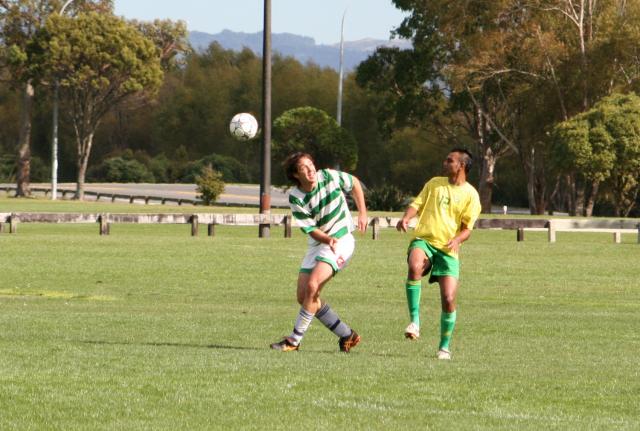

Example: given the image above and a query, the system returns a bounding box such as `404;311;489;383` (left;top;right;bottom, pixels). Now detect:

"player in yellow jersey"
396;148;481;360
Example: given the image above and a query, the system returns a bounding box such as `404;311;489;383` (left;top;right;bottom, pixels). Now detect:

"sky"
113;0;408;45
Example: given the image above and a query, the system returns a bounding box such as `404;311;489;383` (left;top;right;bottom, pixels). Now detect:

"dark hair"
451;147;473;174
283;152;314;186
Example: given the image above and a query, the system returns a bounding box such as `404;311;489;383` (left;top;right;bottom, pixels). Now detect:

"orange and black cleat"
339;330;361;353
270;337;299;352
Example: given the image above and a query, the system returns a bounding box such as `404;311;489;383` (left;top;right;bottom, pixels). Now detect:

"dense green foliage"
365;184;409;211
552;93;640;216
29;11;165;197
1;36;426;191
0;0;116;196
0;217;638;429
272;106;358;183
180;153;251;184
357;0;640;215
87;155;155;183
2;3;640;215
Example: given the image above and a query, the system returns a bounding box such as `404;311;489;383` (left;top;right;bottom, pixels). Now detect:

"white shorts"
300;233;355;274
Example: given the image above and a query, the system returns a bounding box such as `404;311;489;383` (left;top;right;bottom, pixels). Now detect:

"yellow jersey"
410;177;481;258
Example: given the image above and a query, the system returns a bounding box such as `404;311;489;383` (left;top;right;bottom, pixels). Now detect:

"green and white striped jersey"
289;169;355;245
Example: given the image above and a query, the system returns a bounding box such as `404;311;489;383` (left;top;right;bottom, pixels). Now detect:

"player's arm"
350;177;368;233
309;229;338;252
397;181;429;232
448;191;481;253
446;223;472;254
396;205;418;232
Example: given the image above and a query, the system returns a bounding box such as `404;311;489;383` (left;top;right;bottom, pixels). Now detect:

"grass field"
1;199;639;430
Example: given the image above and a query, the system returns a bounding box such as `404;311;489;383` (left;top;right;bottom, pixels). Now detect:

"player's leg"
315;297;361;352
404;245;431;339
302;261;334;313
305;263;360;352
312;235;360;352
271;241;331;352
271;264;333;351
437;275;458;359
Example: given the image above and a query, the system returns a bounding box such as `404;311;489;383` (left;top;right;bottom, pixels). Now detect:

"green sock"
439;310;457;351
405;279;422;326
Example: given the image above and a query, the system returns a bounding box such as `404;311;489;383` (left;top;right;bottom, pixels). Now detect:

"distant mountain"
188;30;411;71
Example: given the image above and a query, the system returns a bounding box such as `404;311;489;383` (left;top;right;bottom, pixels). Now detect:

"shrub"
88;156;154;182
148;154;171;183
29;156;51;182
365;184;409;211
0;154;49;182
196;164;225;205
0;154;15;182
180;154;251;183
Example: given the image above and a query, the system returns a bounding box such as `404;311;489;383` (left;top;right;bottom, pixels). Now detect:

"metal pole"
51;0;75;200
51;82;59;200
259;0;272;238
337;8;347;126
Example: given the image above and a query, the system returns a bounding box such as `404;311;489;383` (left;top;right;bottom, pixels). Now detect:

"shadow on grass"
78;339;261;352
76;339;406;357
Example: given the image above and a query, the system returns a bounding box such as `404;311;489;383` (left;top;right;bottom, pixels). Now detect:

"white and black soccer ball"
229;113;259;141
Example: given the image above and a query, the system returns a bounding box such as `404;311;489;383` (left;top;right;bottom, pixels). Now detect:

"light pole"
259;0;272;237
337;8;347;127
51;0;74;200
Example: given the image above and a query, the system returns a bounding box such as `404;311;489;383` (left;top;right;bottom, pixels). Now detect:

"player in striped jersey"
270;152;368;353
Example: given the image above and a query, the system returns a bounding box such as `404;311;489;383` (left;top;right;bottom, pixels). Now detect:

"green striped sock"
439;310;457;351
405;279;422;326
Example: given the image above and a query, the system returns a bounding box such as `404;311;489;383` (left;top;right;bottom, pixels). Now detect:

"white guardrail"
0;213;638;242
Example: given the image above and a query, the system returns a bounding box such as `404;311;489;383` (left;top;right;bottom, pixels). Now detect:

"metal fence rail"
1;186;200;206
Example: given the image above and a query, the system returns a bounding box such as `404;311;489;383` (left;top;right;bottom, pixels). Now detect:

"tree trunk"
75;132;94;200
623;185;639;217
575;182;586;217
478;147;496;214
16;81;34;197
548;175;562;215
472;106;495;214
523;147;546;215
567;174;577;216
525;150;536;214
534;173;547;215
584;179;599;217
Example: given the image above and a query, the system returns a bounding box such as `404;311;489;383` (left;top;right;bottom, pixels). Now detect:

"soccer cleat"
404;322;420;340
338;330;361;353
270;337;299;352
436;349;451;360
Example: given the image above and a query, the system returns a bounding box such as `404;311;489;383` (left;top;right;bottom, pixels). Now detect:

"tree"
0;0;112;196
132;18;190;71
94;18;188;160
272;106;358;184
0;0;57;196
358;0;640;215
551;93;640;216
30;12;163;199
551;112;614;216
598;93;640;216
357;1;530;213
148;46;347;181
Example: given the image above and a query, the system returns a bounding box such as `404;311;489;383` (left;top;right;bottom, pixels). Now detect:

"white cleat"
436;349;451;360
404;322;420;340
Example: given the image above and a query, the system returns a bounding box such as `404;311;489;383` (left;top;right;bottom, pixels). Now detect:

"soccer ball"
229;113;259;141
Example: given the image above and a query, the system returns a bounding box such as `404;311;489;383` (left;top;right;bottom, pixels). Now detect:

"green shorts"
408;238;459;284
